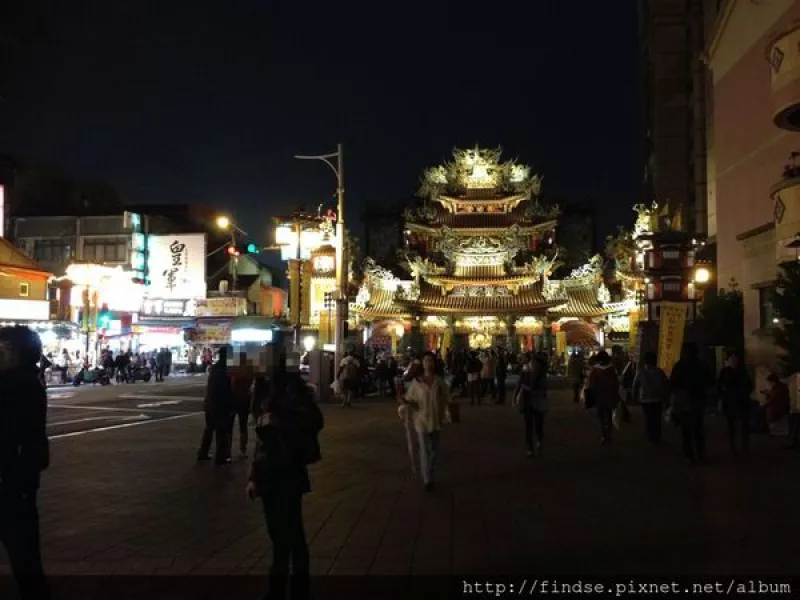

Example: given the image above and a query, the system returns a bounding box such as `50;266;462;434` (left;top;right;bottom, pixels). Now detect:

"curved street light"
294;144;347;368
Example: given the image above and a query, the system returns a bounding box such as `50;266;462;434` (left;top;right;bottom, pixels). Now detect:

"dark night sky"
1;1;641;246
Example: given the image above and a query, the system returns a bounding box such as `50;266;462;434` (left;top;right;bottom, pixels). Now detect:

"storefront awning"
136;318;196;329
231;316;276;330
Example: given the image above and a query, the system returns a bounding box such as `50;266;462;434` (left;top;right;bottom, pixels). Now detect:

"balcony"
767;24;800;131
770;162;800;261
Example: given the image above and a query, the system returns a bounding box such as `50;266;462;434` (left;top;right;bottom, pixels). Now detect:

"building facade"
704;0;800;366
639;0;708;234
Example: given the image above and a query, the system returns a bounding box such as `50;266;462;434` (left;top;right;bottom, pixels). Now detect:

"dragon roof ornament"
417;146;543;200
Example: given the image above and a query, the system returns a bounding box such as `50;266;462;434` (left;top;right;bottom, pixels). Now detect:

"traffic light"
226;245;241;257
97;304;111;330
246;243;259;254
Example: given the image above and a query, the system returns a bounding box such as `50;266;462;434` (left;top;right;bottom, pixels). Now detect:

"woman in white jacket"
401;352;450;491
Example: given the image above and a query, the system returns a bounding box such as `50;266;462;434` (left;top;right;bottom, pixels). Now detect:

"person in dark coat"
586;350;621;445
670;342;710;464
247;352;323;600
229;356;253;458
197;347;233;465
717;350;754;455
0;326;51;600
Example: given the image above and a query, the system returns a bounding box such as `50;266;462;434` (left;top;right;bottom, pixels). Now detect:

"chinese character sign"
146;234;206;299
657;302;686;376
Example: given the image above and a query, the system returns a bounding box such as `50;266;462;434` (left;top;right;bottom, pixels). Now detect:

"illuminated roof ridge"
417;145;543;212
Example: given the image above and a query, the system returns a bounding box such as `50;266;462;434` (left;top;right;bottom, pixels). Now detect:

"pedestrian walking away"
632;351;669;445
514;352;549;457
197;347;233;465
403;352;451;491
247;351;323;600
0;326;51;600
585;350;620;445
669;342;711;464
717;350;754;455
229;359;253;458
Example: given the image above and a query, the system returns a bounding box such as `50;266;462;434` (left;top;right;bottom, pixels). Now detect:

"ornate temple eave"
395;283;562;316
424;274;539;290
436;193;527;213
406;219;557;235
547;287;615;319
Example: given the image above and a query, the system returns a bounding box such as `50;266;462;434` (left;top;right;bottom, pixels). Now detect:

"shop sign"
192;323;232;345
146;234;206;299
0;299;49;321
142;298;197;317
196;297;247;318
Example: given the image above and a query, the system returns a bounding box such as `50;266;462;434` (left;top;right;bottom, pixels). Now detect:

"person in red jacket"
763;374;790;424
586;350;621;445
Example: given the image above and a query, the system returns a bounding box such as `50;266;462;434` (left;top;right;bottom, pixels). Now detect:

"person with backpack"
337;350;361;408
514;352;549;457
247;351;323;600
632;351;669;445
0;326;51;600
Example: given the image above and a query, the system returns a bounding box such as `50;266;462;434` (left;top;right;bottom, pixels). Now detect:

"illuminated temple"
352;147;637;353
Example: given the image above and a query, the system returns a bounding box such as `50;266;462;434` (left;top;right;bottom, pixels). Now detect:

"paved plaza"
2;378;799;597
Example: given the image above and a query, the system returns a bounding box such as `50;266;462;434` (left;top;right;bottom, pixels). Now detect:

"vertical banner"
555;331;567;356
319;310;331;346
657;302;687;376
301;261;312;326
288;260;301;326
628;311;640;355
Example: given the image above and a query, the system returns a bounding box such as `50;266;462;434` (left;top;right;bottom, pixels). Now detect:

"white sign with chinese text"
146;234;206;300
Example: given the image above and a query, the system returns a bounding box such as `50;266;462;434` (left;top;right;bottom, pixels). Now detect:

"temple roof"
356;286;411;320
398;282;558;316
407;203;556;232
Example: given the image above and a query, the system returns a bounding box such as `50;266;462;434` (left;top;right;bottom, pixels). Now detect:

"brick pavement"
2;384;799;587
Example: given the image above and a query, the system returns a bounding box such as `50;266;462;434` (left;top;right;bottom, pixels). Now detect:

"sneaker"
197;454;212;461
214;458;232;466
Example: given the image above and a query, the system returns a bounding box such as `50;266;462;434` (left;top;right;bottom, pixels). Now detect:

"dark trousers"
0;490;50;600
155;365;165;382
198;411;230;463
572;381;582;403
642;402;663;443
679;409;706;461
597;406;613;442
523;409;545;450
469;379;481;404
496;377;507;404
262;489;310;599
481;378;495;400
724;406;750;452
228;406;249;455
789;414;800;447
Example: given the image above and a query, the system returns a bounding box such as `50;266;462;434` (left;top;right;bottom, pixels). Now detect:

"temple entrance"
468;332;492;350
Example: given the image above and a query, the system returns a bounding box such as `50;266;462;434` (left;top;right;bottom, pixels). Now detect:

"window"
33;240;72;263
759;287;776;329
83;240;127;262
662;250;680;260
663;281;681;293
19;283;29;297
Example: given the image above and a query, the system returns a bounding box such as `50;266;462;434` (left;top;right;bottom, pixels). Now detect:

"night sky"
1;1;641;247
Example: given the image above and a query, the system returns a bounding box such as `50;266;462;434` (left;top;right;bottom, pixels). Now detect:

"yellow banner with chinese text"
657;302;686;376
555;331;567;356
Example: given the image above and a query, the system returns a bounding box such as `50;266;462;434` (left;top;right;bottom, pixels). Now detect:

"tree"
697;280;744;352
773;260;800;375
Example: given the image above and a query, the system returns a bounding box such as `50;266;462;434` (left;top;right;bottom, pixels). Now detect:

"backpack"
343;359;359;382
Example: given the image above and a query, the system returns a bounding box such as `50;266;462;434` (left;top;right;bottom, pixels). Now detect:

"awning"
136;318;196;328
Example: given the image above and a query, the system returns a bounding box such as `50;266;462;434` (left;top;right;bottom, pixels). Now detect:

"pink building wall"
712;2;800;338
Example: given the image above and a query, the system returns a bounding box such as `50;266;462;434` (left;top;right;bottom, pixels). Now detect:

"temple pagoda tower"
353;146;631;353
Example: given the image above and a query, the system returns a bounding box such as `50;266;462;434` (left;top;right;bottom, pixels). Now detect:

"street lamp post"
295;143;347;370
216;216;248;291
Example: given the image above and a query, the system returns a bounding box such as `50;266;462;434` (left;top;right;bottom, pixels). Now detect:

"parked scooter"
73;366;111;386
